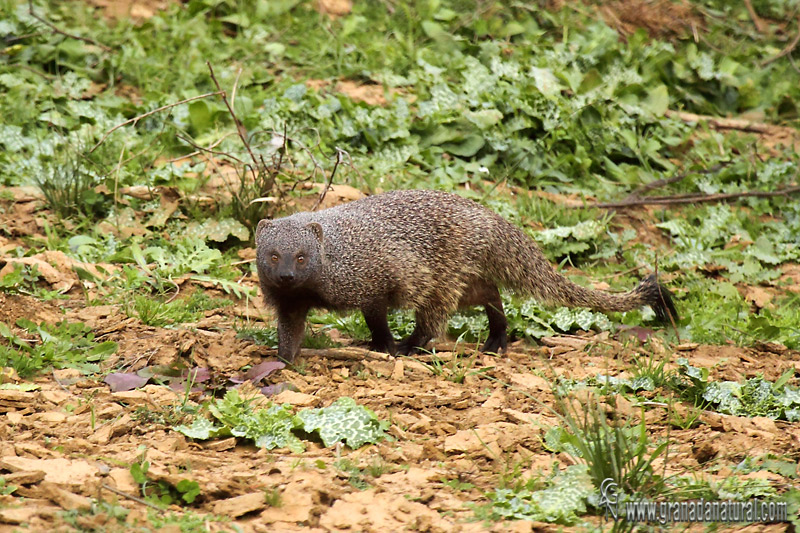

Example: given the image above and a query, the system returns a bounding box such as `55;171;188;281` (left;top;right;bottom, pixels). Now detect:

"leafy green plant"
481;464;594;524
33;148;110;220
672;359;800;420
418;351;480;384
0;319;117;378
173;390;389;451
547;392;669;498
0;476;17;496
125;290;231;327
668;402;703;430
130;458;201;507
264;487;282;508
0;264;42;294
630;351;671;390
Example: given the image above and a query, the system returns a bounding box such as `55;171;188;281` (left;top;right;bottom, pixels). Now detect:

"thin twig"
312;148;345;211
665;110;773;133
600;264;644;281
623;163;730;201
760;18;800;67
742;0;768;33
166;133;233;163
165;279;181;304
15;64;55;80
231;67;243;111
206;62;261;178
579;185;800;209
51;369;73;394
28;0;112;52
90;92;222;153
100;484;164;512
175;134;247;165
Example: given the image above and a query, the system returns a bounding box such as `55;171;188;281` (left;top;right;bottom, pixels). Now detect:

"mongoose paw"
397;337;429;356
480;332;508;354
369;338;398;356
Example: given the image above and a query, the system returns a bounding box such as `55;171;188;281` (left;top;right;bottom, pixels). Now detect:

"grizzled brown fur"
256;189;677;362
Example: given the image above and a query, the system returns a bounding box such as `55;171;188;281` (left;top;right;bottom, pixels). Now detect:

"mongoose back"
256;189;677;361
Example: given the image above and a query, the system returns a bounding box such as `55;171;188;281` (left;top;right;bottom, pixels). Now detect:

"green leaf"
295;397;389;449
642;85;669;115
188;100;213;134
464;109;503;130
441;134;484;157
489;465;593;524
176;479;201;503
174;417;230;440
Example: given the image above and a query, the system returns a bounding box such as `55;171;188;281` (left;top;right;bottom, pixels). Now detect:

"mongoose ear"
306;222;324;244
256;219;272;238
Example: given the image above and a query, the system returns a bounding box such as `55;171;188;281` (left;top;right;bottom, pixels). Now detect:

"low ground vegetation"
1;0;799;530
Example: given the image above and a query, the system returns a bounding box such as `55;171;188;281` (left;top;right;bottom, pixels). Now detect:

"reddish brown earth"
0;266;798;531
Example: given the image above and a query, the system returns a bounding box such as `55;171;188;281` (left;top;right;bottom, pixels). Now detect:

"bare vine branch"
28;0;112;52
89;91;222;153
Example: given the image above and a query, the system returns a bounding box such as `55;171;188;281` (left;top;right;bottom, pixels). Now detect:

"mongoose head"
255;218;324;290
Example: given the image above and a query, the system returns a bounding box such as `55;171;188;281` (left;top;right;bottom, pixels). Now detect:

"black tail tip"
640;274;679;325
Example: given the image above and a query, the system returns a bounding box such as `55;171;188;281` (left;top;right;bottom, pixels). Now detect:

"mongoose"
256;189;677;362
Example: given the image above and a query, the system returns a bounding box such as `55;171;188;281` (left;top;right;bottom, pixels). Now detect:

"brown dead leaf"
0;255;73;292
85;0;168;19
335;80;386;106
272;390;317;407
2;470;46;485
107;468;139;494
744;286;773;308
315;0;352;17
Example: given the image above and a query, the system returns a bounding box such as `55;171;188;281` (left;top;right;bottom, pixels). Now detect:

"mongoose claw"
480;332;508;354
397;337;429;356
369;338;398;356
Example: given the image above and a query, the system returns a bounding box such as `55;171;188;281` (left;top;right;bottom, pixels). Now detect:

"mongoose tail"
490;221;679;324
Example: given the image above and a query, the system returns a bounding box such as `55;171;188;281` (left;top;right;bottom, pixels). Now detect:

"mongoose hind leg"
362;304;397;355
276;303;310;363
458;281;508;354
397;307;447;356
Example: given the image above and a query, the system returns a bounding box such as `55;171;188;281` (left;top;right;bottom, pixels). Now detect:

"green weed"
0;319;117;378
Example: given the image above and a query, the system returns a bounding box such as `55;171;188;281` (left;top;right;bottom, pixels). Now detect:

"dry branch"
28;0;112;53
206;62;261;178
581;185;800;209
89;92;222;153
623;163;730;201
665;110;773;134
760;18;800;67
312;148;346;211
742;0;768;33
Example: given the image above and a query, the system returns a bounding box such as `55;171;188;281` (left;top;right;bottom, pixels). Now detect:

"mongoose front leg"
276;304;310;363
362;304;397;355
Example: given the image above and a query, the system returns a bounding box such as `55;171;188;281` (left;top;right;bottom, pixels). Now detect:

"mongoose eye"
271;254;279;263
296;255;305;264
